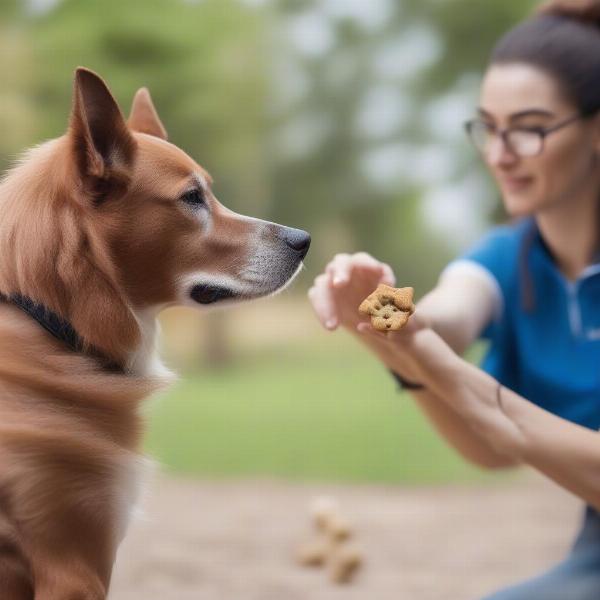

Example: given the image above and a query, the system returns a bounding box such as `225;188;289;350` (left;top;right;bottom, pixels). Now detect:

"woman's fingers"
380;263;396;286
326;254;353;287
357;315;420;341
326;253;394;289
312;253;399;333
308;274;339;330
356;322;373;335
356;321;388;340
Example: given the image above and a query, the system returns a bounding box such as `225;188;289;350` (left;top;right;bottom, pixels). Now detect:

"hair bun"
537;0;600;25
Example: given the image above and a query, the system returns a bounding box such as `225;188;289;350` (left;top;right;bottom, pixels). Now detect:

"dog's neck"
0;292;124;372
0;138;146;369
0;283;154;377
0;291;173;380
128;307;175;380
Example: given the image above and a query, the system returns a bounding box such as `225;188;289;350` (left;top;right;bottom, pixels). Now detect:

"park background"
2;2;580;599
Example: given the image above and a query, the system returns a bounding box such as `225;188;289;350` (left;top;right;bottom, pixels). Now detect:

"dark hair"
491;0;600;115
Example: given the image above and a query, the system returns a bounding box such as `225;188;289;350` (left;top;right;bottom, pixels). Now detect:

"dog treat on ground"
296;537;331;567
310;495;340;532
329;545;363;584
297;496;364;585
358;284;415;331
324;514;353;543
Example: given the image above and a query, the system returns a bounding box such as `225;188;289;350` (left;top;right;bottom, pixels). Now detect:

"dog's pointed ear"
128;87;168;140
69;67;136;196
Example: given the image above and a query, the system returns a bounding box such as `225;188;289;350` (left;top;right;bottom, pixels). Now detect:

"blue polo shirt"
450;217;600;430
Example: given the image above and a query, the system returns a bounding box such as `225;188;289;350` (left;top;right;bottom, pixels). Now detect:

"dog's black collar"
0;292;124;373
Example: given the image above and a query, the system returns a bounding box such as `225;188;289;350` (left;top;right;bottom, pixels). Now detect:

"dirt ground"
109;470;582;600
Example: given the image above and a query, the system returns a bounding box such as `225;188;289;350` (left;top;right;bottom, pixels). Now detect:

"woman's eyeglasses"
464;114;582;158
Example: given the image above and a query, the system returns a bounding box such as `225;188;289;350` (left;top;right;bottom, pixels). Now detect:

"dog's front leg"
22;514;116;600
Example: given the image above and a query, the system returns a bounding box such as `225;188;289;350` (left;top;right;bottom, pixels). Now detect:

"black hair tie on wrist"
390;370;425;391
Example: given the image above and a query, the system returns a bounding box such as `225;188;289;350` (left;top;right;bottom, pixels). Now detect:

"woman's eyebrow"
477;107;555;121
509;108;556;120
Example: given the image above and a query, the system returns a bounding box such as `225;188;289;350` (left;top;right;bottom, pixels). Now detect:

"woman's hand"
308;252;396;332
308;252;437;384
356;311;438;385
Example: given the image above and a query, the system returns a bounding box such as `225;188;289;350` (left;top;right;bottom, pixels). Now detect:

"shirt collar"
519;217;600;312
528;217;600;270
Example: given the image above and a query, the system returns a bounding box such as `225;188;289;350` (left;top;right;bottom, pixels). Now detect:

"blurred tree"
27;0;271;218
266;0;538;294
0;0;540;366
0;1;39;171
0;0;272;369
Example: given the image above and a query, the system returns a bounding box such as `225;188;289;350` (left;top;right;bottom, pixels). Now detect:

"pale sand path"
109;471;582;599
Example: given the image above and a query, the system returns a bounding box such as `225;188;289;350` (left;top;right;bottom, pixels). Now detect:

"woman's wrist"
400;328;463;393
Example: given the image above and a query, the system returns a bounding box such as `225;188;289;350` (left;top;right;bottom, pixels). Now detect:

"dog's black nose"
281;227;311;256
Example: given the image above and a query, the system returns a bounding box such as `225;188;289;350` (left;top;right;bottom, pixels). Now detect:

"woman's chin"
502;193;539;218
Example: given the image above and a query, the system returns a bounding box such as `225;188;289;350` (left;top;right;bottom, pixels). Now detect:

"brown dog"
0;68;310;599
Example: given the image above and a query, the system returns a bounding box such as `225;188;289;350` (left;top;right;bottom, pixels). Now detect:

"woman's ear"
69;67;136;199
128;87;168;140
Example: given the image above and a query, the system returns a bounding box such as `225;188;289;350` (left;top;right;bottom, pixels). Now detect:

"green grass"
144;336;511;484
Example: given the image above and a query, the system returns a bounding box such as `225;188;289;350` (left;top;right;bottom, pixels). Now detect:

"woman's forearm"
428;350;600;510
354;331;517;469
408;387;518;469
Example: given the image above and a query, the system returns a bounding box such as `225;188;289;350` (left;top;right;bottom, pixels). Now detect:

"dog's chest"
113;452;156;545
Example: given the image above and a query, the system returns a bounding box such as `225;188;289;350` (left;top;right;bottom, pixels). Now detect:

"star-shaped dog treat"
358;284;415;332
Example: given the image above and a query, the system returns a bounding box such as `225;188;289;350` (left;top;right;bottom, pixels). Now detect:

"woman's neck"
535;189;600;281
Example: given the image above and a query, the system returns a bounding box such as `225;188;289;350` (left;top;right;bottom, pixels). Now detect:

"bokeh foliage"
0;0;540;481
1;0;535;295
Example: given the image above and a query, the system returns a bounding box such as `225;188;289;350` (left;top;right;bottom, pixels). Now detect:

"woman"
309;1;600;598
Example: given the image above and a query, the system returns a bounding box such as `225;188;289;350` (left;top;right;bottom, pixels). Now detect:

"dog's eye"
181;188;206;207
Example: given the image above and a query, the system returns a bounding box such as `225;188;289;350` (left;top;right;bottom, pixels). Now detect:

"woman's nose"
486;136;519;167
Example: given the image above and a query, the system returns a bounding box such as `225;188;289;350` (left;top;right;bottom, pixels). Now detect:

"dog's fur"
0;68;309;599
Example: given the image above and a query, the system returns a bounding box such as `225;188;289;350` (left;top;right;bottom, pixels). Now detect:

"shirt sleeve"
440;225;518;340
440;225;521;390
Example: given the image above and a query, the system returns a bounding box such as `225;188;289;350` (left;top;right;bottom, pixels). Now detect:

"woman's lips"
499;175;534;193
